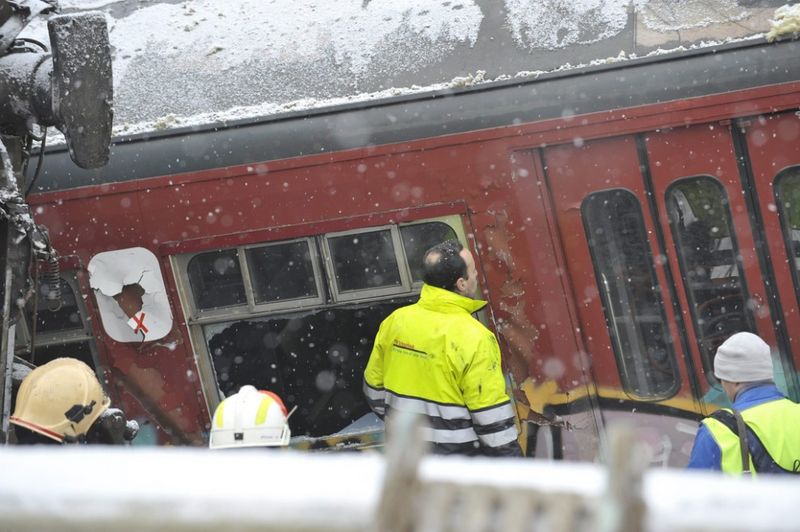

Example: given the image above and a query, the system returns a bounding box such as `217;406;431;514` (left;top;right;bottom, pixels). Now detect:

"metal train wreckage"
0;0;112;444
3;1;800;466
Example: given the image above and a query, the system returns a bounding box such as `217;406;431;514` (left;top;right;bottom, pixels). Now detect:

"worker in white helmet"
209;385;293;450
10;357;138;444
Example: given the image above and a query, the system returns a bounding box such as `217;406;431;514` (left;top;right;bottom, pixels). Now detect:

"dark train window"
19;273;100;372
666;177;753;383
401;222;458;282
203;298;414;437
187;249;246;310
327;229;402;292
246;240;319;304
583;189;680;399
775;166;800;310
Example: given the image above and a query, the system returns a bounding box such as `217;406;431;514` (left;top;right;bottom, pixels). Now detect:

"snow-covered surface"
644;468;800;532
16;0;783;140
637;0;753;32
0;447;799;531
506;0;630;49
0;447;383;530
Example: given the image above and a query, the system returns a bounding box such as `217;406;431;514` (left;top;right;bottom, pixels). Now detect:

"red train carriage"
19;35;800;464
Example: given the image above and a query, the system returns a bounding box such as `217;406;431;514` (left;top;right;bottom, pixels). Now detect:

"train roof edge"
32;35;800;193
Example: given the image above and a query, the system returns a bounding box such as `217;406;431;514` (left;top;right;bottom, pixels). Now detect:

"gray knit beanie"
714;332;773;383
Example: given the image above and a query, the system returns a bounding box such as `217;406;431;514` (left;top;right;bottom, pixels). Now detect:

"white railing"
0;418;797;531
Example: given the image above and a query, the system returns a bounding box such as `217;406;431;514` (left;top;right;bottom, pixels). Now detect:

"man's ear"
454;277;467;294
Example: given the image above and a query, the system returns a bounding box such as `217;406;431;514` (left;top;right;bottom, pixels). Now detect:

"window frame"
774;165;800;313
399;219;460;288
665;175;755;384
321;225;412;303
171;215;469;420
581;188;681;401
174;237;326;323
241;237;326;312
15;271;102;372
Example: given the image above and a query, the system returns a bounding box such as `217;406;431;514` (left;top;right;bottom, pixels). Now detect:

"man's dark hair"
423;240;467;292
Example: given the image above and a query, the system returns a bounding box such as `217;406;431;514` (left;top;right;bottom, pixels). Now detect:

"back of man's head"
714;332;773;383
422;240;466;292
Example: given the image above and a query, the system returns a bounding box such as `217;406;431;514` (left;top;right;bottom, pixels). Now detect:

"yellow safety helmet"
10;358;110;443
209;385;291;449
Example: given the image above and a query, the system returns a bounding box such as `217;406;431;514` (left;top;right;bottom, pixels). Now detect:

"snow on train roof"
19;0;793;142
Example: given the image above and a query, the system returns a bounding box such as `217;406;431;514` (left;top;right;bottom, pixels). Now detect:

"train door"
541;136;702;467
539;116;800;466
644;119;800;403
740;110;800;397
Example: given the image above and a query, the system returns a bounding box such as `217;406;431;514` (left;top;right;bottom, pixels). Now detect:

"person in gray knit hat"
687;332;800;474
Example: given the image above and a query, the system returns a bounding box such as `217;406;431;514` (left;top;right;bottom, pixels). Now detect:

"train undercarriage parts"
0;0;113;443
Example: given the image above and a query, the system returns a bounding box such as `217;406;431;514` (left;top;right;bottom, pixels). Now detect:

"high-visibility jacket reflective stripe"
703;398;800;475
364;284;519;455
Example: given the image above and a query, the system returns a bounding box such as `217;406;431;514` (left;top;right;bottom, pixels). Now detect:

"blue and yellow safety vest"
703;398;800;475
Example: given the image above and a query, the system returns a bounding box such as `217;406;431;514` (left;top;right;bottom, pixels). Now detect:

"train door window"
244;238;323;307
582;189;680;399
17;273;100;372
666;177;752;382
775;166;800;305
323;226;411;301
187;249;247;311
400;222;458;283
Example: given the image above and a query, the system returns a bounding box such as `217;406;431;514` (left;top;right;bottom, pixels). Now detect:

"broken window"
88;247;173;342
176;216;467;440
205;299;413;437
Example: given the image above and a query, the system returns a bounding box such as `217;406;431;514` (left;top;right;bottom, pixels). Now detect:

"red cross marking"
133;312;149;334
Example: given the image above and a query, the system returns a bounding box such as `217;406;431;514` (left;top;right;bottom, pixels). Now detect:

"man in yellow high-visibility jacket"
364;240;522;456
687;332;800;474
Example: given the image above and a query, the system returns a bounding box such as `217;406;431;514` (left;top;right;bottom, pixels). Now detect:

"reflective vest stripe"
363;381;385;416
370;387;517;449
384;390;471;420
471;401;516;426
421;425;479;444
477;424;519;447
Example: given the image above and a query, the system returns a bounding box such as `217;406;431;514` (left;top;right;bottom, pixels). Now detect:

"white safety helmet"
209;385;291;450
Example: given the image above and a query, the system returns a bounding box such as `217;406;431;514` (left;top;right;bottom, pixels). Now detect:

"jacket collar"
418;283;487;314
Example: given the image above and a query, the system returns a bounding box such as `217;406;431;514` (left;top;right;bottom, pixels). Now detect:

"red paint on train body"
23;38;800;462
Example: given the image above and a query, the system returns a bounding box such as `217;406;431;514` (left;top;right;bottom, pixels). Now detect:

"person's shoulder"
454;317;497;344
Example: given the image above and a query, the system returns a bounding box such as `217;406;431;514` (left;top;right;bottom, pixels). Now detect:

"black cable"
25;128;47;196
11;37;48;53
